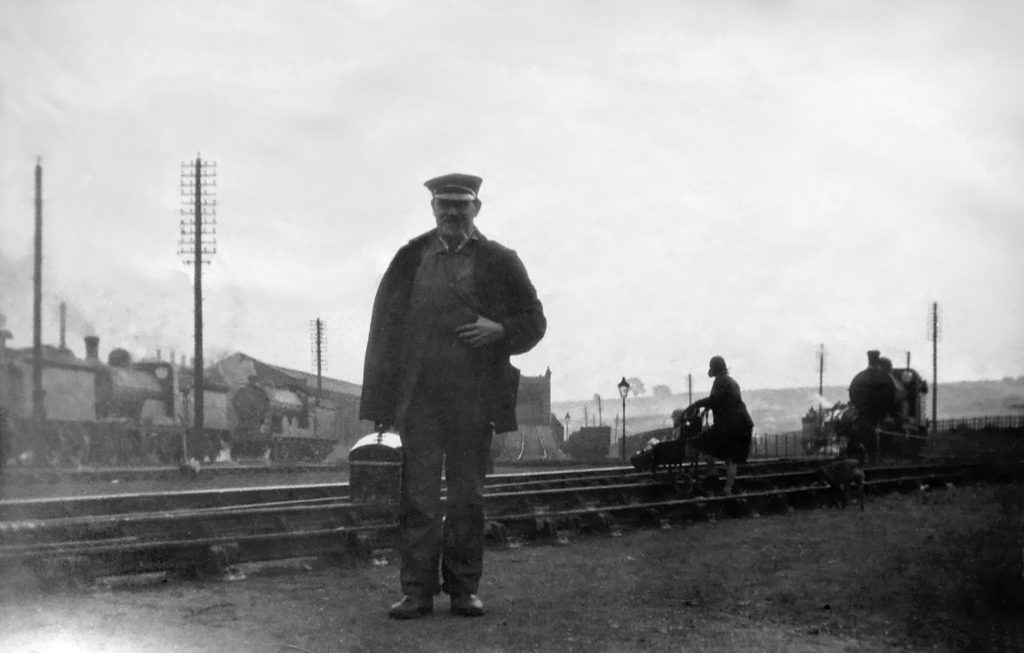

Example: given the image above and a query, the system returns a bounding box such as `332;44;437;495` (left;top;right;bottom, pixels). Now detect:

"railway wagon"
564;426;612;461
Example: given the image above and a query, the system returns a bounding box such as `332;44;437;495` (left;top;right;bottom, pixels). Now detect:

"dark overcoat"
359;229;546;434
692;374;754;464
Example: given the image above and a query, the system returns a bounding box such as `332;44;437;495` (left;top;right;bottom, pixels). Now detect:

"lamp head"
617;376;631;399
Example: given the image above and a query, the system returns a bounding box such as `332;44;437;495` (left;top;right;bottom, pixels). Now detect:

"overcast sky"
2;0;1022;403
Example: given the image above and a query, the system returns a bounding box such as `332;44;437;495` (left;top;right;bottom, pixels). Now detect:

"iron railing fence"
748;430;832;460
931;415;1024;432
747;414;1024;460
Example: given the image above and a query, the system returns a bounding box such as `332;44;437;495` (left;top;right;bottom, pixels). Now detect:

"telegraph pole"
928;302;941;427
32;158;46;431
687;373;693;405
59;302;67;351
310;318;327;436
817;344;826;432
178;156;217;429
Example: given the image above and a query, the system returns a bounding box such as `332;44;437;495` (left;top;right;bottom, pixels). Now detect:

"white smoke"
809;393;840;409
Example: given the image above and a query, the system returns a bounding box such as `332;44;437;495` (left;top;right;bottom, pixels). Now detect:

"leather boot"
450;593;485;617
388;594;433;619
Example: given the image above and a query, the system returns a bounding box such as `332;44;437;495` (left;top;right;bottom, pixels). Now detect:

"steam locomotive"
0;335;365;467
806;366;930;460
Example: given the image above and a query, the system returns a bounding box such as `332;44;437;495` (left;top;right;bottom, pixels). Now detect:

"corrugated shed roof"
216;352;361;397
177;367;230;392
270;363;362;397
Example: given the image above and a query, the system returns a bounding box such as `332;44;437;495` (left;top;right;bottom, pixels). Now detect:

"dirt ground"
1;482;1022;653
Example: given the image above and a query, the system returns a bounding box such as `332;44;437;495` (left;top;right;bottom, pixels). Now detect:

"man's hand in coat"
456;317;506;348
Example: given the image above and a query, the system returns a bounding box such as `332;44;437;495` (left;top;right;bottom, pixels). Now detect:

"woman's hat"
708;355;728;377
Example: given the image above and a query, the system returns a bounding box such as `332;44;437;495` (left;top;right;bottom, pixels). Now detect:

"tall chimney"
59;302;67;350
85;335;99;362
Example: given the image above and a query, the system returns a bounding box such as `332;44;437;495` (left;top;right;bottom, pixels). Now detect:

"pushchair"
630;407;715;495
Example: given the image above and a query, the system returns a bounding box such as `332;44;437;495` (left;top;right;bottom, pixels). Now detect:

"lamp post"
564;412;571;443
617;377;630;460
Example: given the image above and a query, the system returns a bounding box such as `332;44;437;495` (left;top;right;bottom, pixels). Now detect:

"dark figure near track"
818;442;867;512
359;172;546;620
847;350;897;461
682;356;754;495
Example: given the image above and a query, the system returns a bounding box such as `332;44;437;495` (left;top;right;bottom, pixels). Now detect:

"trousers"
398;384;490;597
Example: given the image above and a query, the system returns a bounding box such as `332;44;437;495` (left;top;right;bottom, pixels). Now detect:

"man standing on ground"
360;172;546;619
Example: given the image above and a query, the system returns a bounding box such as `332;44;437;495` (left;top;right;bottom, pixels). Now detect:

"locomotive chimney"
85;335;99;362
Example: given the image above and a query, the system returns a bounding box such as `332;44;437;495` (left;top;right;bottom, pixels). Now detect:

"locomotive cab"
895;367;928;431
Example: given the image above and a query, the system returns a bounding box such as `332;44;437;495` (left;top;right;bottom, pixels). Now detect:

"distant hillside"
553;376;1024;435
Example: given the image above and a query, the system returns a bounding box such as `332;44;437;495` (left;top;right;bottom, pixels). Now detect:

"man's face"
432;198;480;241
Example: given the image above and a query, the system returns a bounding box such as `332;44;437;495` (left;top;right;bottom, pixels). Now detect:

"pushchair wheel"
673;472;695;495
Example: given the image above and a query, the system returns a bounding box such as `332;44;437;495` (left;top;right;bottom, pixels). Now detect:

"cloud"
2;0;1023;400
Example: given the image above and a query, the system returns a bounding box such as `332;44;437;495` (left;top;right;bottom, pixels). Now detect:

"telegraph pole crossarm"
310;318;328;437
178;156;217;434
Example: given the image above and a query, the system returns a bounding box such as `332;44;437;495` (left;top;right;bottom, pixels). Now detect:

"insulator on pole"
179;156;218;433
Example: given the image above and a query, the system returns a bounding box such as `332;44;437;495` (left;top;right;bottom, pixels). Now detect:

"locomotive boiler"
225;380;336;461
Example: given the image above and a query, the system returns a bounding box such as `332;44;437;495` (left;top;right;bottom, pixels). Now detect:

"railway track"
2;458;1021;585
0;457;818;520
0;461;351;486
0;455;825;489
